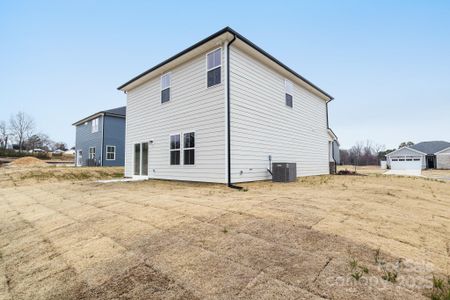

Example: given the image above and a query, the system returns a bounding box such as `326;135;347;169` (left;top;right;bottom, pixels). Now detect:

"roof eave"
435;146;450;154
72;112;105;126
117;27;333;101
386;147;427;157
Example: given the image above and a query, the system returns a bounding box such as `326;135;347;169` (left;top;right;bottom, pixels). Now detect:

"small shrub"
433;276;444;290
349;258;358;270
352;271;363;281
430;275;450;300
349;258;369;281
382;270;398;283
374;248;381;264
338;169;356;175
222;227;228;234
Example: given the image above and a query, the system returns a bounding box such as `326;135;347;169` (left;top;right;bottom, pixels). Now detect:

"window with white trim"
91;118;99;133
89;147;96;159
285;79;293;107
207;49;221;87
170;134;180;165
161;73;171;103
183;132;195;165
106;146;116;160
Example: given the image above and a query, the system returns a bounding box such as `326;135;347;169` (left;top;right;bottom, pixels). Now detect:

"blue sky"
1;1;449;149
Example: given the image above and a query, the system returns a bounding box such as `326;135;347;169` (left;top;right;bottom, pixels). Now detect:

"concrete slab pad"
384;170;422;176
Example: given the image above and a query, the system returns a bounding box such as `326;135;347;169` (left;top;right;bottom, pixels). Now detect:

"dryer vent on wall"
272;163;297;182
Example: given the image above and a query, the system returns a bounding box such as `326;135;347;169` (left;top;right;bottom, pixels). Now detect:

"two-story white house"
118;27;336;185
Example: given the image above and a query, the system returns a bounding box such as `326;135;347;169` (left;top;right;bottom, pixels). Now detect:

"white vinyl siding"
125;47;226;182
229;46;329;182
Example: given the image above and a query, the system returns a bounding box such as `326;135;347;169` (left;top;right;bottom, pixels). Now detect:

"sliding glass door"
142;142;148;176
134;142;148;176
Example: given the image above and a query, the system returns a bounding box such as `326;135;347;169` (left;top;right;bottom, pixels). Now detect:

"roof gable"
386;147;426;157
436;146;450;154
117;27;333;101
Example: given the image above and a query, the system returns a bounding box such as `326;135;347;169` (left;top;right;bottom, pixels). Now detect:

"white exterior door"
77;150;82;166
390;157;422;170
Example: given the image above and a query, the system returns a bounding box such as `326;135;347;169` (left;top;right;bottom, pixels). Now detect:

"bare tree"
363;140;373;165
341;141;386;168
9;112;35;151
350;141;364;171
25;133;54;151
0;121;8;149
373;143;385;164
54;142;68;151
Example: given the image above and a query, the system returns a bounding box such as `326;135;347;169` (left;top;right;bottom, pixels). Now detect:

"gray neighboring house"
410;141;450;169
327;128;340;173
73;106;126;167
386;141;450;170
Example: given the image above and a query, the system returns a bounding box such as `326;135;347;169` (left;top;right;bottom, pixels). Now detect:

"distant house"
72;106;126;167
386;141;450;170
328;128;340;173
118;27;337;184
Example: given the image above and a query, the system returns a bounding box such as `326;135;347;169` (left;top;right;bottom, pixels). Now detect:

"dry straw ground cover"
0;165;449;299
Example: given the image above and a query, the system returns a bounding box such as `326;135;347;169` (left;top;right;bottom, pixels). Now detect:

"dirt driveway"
0;168;449;299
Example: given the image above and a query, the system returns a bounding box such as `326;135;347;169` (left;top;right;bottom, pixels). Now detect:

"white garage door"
390;157;422;170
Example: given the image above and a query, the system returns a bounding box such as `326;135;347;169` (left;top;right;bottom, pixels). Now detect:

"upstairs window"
91;118;99;133
183;132;195;165
207;49;221;87
170;134;180;165
161;73;171;103
285;79;293;108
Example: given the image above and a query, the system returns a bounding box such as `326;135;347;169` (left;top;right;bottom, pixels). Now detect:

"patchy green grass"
430;276;450;300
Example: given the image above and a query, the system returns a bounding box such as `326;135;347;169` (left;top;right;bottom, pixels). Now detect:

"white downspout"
223;40;229;184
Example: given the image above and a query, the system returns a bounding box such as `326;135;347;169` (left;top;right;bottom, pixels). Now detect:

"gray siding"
437;148;450;169
103;115;126;166
333;141;340;165
75;116;103;166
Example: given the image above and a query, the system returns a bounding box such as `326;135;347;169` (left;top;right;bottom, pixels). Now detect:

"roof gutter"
226;34;242;190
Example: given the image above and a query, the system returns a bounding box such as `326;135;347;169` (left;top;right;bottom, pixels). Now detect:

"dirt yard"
339;164;450;180
0;166;449;299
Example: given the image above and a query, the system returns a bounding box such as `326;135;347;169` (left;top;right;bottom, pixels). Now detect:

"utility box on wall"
272;163;297;182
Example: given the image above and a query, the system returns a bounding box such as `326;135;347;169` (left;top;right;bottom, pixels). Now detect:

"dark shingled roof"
410;141;450;155
104;106;126;117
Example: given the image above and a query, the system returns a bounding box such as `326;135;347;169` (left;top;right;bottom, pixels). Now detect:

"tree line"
339;140;414;166
0;112;68;152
